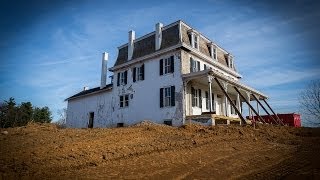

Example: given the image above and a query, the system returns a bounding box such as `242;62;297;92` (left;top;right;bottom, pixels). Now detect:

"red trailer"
247;113;301;127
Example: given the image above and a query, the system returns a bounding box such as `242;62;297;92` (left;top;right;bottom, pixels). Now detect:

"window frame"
119;94;129;108
120;72;125;85
164;57;171;74
164;87;171;107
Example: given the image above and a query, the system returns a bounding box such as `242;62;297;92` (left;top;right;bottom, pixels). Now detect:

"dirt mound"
1;123;320;179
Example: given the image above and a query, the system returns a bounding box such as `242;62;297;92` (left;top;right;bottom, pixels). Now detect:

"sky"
0;0;319;125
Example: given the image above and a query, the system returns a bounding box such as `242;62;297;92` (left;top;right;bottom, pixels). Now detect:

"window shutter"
159;59;163;75
133;67;136;82
171;86;175;106
160;88;164;108
197;61;200;72
191;87;195;107
190;58;193;72
120;96;123;107
199;89;202;108
124;71;127;85
117;72;120;86
141;64;145;80
170;56;174;73
205;91;209;110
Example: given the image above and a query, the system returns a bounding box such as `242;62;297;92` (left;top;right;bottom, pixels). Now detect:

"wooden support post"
234;87;266;123
252;94;278;125
262;99;283;125
208;76;213;112
214;77;247;125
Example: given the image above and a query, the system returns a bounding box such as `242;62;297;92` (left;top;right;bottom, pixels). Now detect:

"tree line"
0;97;52;128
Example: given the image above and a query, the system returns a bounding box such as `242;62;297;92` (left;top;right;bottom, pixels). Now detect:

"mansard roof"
113;20;236;72
114;23;180;67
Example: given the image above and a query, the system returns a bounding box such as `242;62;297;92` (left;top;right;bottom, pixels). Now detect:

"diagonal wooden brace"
252;94;278;125
262;99;284;125
214;77;247;125
234;86;265;123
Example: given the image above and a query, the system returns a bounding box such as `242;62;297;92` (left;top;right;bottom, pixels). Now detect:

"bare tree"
56;108;67;128
299;80;320;126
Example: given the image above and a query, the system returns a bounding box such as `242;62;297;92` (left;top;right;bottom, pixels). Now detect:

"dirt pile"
1;122;320;179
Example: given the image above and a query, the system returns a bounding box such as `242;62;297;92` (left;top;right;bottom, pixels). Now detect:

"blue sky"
1;0;319;125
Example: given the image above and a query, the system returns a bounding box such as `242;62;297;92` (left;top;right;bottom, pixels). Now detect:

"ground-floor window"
191;87;201;108
160;86;175;108
120;94;129;108
230;100;237;114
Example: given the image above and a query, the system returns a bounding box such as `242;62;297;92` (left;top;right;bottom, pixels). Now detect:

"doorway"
88;112;94;128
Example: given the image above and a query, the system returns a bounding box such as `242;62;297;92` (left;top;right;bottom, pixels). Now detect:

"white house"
65;20;278;128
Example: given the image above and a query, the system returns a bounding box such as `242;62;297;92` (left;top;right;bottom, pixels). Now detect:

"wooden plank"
262;99;284;125
252;94;279;125
214;77;247;125
233;86;266;123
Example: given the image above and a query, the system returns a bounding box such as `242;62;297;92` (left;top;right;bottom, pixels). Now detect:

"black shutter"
133;67;136;82
171;86;175;106
197;61;200;72
160;88;164;108
170;56;174;73
205;91;209;110
190;58;193;72
199;89;202;108
159;59;163;76
124;70;127;85
117;72;120;86
191;87;195;107
141;64;145;80
120;96;123;107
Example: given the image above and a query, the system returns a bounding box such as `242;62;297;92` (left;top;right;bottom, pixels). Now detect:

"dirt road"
1;122;320;179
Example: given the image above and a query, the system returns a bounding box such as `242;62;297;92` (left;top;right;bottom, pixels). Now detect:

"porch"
182;69;282;126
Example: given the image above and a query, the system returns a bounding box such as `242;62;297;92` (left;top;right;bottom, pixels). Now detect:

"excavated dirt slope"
1;122;320;179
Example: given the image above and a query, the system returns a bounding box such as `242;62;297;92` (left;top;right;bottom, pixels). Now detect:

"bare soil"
1;122;320;179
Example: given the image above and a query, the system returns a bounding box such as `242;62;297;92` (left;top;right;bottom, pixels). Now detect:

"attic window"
228;55;234;69
188;30;199;50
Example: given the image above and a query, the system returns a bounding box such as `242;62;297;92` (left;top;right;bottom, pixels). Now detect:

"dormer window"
193;34;199;49
188;29;199;50
208;42;217;60
228;54;234;69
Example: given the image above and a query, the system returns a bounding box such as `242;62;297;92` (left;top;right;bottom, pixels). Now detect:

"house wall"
66;91;115;128
66;50;184;128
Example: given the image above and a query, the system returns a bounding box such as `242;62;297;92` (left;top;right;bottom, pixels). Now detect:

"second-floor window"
194;35;199;49
190;58;200;73
159;56;174;75
133;64;145;82
117;70;127;86
228;56;234;69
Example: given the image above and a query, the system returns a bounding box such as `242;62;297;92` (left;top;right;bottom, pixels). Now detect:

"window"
120;94;129;108
159;56;174;75
205;91;209;110
204;64;207;70
228;55;234;69
160;86;175;108
117;70;127;86
190;58;200;72
194;34;199;49
191;87;202;108
133;64;144;82
213;47;217;60
164;120;172;126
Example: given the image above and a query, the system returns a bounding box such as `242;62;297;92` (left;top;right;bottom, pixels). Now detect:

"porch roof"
182;69;268;99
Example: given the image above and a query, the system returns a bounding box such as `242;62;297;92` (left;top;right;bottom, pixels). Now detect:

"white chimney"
128;30;135;60
155;22;163;50
100;52;108;89
83;86;89;91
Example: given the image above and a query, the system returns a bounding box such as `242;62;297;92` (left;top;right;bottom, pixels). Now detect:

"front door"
88;112;94;128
